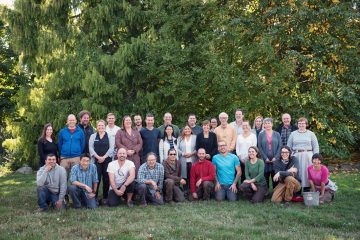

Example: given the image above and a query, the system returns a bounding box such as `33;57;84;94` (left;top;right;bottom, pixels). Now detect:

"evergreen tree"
2;0;359;168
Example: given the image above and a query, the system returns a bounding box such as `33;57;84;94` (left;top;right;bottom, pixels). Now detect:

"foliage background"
0;0;359;169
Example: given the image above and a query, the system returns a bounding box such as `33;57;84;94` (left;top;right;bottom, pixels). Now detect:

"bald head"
67;114;77;128
282;113;291;127
163;112;173;125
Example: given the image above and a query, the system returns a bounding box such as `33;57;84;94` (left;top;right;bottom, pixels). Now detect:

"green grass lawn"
0;172;359;240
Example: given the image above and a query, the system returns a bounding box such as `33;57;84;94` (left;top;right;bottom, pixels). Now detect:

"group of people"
36;110;336;211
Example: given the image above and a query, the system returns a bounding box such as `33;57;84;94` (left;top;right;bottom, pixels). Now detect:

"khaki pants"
60;157;80;174
271;176;301;203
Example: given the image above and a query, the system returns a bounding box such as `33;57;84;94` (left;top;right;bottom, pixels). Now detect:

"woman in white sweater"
159;125;179;163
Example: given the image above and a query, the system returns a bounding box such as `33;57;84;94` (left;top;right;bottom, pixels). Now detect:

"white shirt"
106;125;121;141
107;160;135;189
185;137;192;163
236;133;257;161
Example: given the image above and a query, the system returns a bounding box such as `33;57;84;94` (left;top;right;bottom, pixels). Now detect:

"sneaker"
35;208;47;213
127;201;134;208
140;201;147;207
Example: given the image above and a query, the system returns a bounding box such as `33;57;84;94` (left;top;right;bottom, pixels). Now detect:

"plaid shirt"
280;127;292;146
70;163;98;190
137;162;164;190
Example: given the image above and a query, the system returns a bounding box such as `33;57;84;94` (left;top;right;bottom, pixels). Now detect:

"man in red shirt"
190;148;215;200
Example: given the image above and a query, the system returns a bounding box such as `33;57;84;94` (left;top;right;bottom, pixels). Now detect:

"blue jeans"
68;185;97;209
37;186;64;210
215;184;237;201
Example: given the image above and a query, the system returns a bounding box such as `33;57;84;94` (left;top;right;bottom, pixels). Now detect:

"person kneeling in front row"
239;146;268;203
69;154;98;209
107;148;136;208
190;148;215;201
36;153;67;211
163;149;186;203
136;152;164;206
213;141;241;201
271;146;301;203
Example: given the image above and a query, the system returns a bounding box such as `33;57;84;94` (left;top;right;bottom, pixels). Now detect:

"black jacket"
273;156;301;183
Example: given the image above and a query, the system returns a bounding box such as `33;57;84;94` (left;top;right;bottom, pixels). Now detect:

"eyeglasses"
281;152;290;154
169;153;177;156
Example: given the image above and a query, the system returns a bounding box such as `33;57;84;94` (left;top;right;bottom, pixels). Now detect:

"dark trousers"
107;181;135;207
68;185;97;209
37;186;64;210
195;181;214;200
185;162;192;190
164;179;185;202
240;182;267;203
136;183;164;205
264;170;276;190
96;158;111;199
240;162;245;183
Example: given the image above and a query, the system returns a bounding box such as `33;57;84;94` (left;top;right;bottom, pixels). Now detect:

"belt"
295;149;312;153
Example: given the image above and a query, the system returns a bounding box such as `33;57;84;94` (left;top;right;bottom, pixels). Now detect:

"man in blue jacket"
58;114;85;174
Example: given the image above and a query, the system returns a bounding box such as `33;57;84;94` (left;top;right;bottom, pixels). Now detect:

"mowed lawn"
0;172;359;240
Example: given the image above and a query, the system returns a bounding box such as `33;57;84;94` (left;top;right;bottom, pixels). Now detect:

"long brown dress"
115;128;143;176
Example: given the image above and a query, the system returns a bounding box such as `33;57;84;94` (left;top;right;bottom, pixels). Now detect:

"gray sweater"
36;164;67;201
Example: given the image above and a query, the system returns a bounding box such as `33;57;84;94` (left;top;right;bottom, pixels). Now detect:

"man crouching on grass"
107;148;136;208
36;153;67;211
69;153;98;209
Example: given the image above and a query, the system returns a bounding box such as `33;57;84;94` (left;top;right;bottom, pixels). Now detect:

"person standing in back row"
275;113;298;146
77;110;95;154
214;112;237;153
115;116;143;175
140;113;161;164
89;119;115;205
158;112;181;138
37;123;58;168
258;118;281;190
230;109;244;135
58;114;85;174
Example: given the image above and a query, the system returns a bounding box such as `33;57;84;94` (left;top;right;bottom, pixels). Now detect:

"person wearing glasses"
136;153;165;206
107;148;136;208
214;112;237;153
212;141;241;201
287;117;319;190
69;154;98;209
271;146;301;203
163;149;186;203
